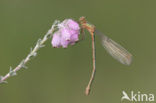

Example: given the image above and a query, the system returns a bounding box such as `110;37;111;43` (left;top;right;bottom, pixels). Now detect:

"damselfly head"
79;17;95;34
79;16;87;24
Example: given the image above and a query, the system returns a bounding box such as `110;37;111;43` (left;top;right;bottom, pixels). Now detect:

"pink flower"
63;19;80;30
51;19;80;48
51;31;61;48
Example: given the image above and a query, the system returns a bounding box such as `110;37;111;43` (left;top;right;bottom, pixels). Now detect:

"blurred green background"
0;0;156;103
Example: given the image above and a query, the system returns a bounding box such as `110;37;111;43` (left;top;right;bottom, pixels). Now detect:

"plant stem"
0;20;59;83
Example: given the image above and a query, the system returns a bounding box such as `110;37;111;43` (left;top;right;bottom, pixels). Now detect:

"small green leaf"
9;67;17;76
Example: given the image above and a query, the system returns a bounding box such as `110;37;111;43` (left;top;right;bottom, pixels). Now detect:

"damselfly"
79;17;132;95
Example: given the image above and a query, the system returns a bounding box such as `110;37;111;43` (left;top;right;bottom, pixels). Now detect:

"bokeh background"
0;0;156;103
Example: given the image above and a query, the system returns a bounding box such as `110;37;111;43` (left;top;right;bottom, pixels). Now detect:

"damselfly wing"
95;30;132;65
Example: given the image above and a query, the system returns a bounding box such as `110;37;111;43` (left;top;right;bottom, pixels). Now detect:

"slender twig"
85;32;96;95
0;20;59;83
